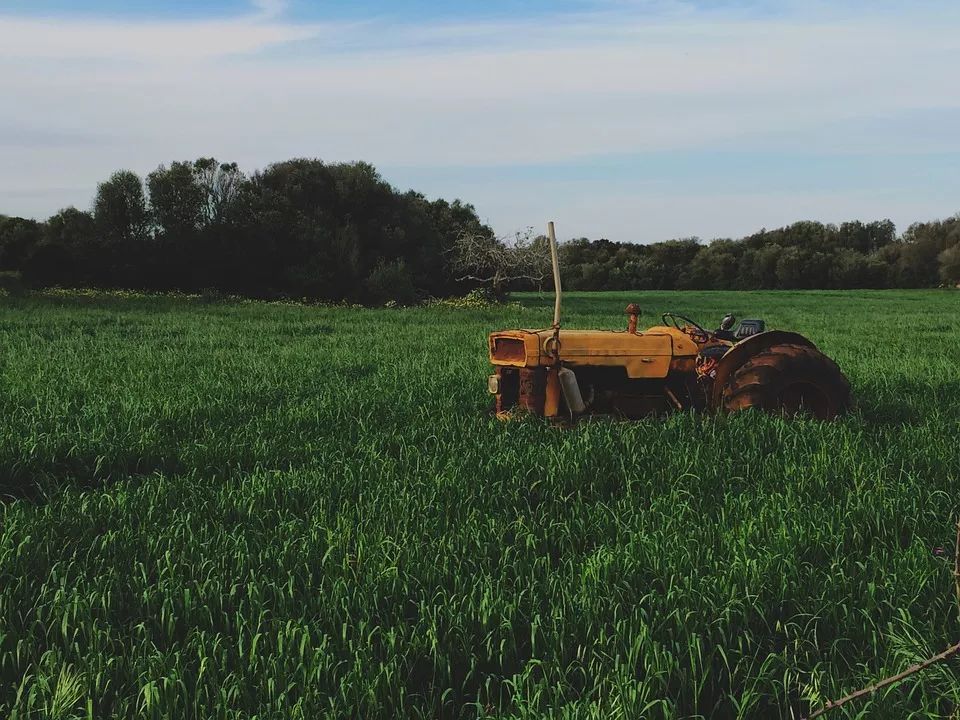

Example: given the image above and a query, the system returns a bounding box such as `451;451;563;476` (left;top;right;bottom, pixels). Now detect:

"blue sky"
1;0;958;242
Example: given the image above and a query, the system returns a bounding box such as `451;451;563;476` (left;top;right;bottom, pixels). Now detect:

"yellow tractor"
487;223;850;420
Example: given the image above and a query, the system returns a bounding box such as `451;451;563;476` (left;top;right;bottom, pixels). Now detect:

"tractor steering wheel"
661;313;711;343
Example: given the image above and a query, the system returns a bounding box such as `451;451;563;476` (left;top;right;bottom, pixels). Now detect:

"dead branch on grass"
804;520;960;719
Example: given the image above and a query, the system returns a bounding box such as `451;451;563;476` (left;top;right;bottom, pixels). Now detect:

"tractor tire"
721;343;850;419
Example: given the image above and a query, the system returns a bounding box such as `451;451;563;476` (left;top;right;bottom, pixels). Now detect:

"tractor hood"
488;327;698;379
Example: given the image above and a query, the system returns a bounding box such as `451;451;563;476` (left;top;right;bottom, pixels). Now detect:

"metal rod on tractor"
546;221;586;416
548;221;562;329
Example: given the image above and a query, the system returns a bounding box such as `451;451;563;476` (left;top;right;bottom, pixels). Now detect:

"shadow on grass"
3;373;954;504
0;456;185;505
854;378;960;427
0;362;387;504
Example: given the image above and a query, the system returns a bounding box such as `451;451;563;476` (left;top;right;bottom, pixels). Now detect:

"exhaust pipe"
547;222;587;415
558;367;586;414
547;221;562;329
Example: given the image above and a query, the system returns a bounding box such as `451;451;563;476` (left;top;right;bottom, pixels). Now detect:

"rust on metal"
486;301;849;421
671;357;697;374
491;336;527;362
696;354;720;381
709;330;817;409
544;366;561;417
494;367;520;414
518;368;546;414
625;304;641;334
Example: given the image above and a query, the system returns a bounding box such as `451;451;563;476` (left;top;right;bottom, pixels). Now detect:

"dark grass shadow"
854;378;960;427
4;371;953;505
0;454;187;505
0;363;380;504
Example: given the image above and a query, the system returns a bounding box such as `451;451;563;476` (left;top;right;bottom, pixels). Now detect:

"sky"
1;0;959;243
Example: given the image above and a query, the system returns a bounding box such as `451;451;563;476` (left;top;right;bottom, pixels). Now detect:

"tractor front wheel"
721;343;850;419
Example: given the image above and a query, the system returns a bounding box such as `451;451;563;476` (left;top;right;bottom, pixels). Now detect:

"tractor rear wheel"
721;343;850;419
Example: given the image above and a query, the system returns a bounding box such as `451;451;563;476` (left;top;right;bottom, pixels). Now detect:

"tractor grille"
491;337;527;362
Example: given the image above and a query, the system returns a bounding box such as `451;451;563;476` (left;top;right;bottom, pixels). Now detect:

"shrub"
365;259;417;306
0;271;25;296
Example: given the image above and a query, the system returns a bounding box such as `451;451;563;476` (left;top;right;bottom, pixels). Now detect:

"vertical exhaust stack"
547;221;562;329
546;221;586;415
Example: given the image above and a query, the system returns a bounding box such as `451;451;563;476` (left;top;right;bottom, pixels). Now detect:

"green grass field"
1;289;958;719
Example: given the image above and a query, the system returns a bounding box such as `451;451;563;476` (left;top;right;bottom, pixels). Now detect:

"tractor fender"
710;331;818;409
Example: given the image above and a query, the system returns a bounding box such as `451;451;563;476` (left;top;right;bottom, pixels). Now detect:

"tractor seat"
734;319;766;340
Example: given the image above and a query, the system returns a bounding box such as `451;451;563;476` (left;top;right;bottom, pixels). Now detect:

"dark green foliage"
0;290;957;719
22;207;98;286
939;244;960;285
0;158;490;303
165;157;484;301
0;270;24;295
365;259;417;305
1;159;958;299
897;217;960;287
0;215;43;271
93;170;150;248
560;217;959;292
148;161;205;236
91;170;151;287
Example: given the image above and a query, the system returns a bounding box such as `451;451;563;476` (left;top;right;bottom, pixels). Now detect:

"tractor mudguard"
710;331;818;409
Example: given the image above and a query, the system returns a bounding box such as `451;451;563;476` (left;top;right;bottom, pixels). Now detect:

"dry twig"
804;520;960;719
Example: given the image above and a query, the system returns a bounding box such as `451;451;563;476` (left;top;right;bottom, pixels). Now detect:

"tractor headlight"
488;374;500;394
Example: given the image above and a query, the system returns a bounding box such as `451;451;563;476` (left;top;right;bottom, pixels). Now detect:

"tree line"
0;157;957;303
0;158;493;304
560;218;960;292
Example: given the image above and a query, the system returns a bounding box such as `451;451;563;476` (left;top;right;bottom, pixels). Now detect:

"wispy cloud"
0;0;326;60
1;0;959;240
251;0;289;20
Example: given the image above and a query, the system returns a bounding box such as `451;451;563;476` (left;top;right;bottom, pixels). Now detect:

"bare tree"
193;158;246;225
451;226;552;300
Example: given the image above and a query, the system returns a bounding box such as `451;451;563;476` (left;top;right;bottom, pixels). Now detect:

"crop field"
0;289;958;719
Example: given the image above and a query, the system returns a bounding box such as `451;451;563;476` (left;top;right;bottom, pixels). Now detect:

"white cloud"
1;0;959;239
0;1;325;60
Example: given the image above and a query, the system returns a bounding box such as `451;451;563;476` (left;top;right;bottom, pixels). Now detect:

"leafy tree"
897;216;960;287
245;159;357;299
775;247;809;289
831;248;872;289
148;162;204;236
939;244;960;286
0;216;44;271
146;162;207;289
2;155;954;299
837;220;895;254
687;239;739;290
746;244;782;289
23;208;98;286
417;196;493;296
93;170;149;285
94;171;149;246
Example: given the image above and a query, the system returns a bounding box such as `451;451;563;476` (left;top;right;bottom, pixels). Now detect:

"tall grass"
0;289;957;719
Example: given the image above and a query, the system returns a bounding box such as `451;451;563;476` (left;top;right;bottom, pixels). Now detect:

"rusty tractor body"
486;223;850;421
488;311;850;420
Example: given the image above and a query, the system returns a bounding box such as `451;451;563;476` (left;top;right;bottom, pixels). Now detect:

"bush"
0;271;24;296
423;287;521;309
365;260;417;306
